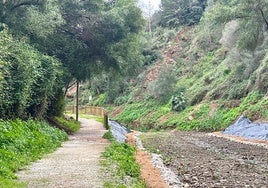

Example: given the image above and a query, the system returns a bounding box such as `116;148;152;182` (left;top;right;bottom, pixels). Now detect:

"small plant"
171;92;187;112
102;130;115;142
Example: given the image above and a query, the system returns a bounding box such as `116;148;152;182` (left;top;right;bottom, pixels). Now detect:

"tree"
159;0;207;27
0;0;145;119
201;0;268;52
0;0;64;37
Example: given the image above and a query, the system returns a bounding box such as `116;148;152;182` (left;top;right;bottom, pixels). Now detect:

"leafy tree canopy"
0;0;64;37
201;0;268;51
158;0;207;27
0;0;146;118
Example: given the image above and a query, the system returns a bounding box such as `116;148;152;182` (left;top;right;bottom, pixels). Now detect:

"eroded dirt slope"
142;131;268;188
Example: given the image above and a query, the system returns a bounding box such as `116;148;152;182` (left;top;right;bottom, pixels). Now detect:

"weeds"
111;91;267;132
55;116;80;132
101;142;145;188
102;130;115;142
0;119;67;185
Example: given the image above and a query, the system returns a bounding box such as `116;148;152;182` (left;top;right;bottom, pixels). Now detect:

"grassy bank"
109;91;268;132
0;119;68;187
101;142;145;188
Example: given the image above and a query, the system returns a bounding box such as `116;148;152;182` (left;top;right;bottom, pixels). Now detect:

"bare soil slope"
17;118;109;188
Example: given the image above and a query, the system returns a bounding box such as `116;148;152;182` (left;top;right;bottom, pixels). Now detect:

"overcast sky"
137;0;161;16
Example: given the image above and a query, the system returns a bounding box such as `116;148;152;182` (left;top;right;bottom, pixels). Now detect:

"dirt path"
142;131;268;188
17;118;109;188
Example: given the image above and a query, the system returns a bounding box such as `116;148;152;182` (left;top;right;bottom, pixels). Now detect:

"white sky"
137;0;161;16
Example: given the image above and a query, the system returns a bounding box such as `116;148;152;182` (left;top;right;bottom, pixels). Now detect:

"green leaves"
102;142;146;187
0;28;63;119
159;0;207;27
0;0;146;119
25;0;65;38
0;0;63;37
102;142;140;178
201;0;268;51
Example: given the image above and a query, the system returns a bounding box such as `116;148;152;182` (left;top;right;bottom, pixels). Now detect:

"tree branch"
257;7;268;30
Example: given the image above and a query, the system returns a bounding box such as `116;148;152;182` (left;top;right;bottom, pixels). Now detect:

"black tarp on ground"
223;116;268;141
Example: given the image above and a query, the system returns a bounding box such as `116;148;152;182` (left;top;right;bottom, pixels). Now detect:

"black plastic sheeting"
108;120;130;142
223;116;268;141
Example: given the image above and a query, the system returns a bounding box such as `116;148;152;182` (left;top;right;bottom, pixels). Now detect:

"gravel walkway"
17;118;109;188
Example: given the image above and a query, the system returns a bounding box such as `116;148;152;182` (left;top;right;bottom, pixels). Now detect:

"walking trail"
17;118;109;188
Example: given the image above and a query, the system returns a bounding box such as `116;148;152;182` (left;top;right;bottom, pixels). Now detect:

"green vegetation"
0;28;63;119
55;116;80;132
0;0;145;119
109;91;267;132
94;0;268;132
102;142;145;188
102;130;115;142
157;0;207;27
1;0;267;186
0;4;267;184
0;119;67;186
100;119;144;187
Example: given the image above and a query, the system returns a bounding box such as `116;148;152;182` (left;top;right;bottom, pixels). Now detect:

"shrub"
93;94;107;106
147;65;177;103
0;28;63;119
171;92;187;111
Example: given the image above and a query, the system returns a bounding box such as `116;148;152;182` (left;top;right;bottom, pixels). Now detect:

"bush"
0;28;63;119
93;94;107;106
147;65;177;103
171;92;187;111
102;130;115;142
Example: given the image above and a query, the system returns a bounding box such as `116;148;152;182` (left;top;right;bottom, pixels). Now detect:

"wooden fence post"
104;113;109;130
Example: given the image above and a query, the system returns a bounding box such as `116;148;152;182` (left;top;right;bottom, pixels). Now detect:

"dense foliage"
0;0;145;119
103;0;268;131
0;28;62;119
158;0;208;27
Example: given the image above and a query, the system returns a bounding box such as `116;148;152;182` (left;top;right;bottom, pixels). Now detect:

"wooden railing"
65;105;109;129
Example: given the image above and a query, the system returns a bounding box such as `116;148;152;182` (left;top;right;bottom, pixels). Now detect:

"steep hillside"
108;20;268;131
71;1;268;132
